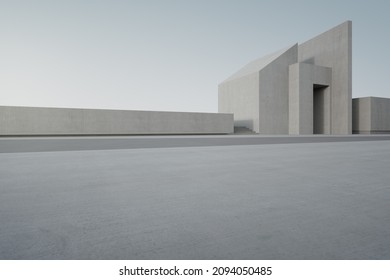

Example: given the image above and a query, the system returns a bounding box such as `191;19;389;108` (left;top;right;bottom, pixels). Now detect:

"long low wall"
352;97;390;134
0;106;234;136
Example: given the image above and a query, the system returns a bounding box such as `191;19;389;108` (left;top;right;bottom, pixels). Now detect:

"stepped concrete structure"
219;21;353;135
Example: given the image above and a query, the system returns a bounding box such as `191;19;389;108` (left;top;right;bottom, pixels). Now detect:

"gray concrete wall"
0;106;234;136
352;97;371;134
353;97;390;134
298;21;352;134
218;45;296;133
259;44;297;134
218;73;260;132
371;97;390;133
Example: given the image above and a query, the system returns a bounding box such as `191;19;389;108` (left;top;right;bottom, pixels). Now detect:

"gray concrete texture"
219;21;352;135
259;45;297;134
353;97;390;134
298;21;352;134
0;106;233;136
289;63;332;134
1;139;390;259
2;134;390;153
218;45;297;134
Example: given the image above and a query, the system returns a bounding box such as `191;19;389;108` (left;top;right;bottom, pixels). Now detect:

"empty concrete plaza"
0;136;389;259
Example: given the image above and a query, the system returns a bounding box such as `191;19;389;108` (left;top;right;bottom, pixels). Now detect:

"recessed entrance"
288;63;332;135
313;84;328;134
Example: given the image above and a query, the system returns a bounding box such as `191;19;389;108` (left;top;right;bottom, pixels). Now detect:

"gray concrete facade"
289;63;332;134
353;97;390;134
0;106;233;136
219;21;353;135
298;21;352;134
219;45;297;134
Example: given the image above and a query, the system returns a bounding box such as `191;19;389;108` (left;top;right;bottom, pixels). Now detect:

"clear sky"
1;0;389;113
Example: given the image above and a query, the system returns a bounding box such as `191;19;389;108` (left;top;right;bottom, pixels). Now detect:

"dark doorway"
313;85;328;134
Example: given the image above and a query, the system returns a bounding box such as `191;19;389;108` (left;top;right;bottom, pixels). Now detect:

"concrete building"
353;97;390;134
219;21;352;135
0;106;233;136
219;21;390;135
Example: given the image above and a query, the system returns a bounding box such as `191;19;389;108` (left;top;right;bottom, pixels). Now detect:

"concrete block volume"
219;21;353;135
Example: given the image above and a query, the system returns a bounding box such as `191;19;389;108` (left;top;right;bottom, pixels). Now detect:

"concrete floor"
0;139;389;259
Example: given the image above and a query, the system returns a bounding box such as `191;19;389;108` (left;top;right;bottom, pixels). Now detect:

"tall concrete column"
289;63;332;134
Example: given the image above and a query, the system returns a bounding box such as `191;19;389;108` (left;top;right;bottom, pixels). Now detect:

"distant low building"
353;97;390;134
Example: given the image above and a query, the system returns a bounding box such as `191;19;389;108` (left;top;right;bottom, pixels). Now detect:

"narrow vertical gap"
313;85;327;134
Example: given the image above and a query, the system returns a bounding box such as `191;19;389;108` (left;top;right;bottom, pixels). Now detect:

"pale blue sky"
1;0;389;112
